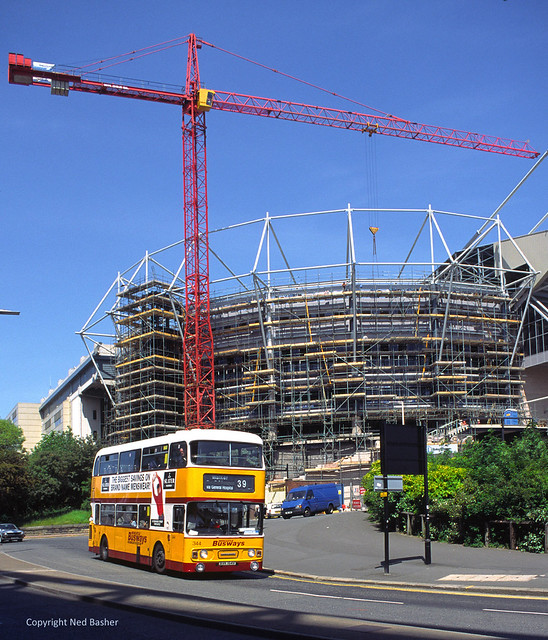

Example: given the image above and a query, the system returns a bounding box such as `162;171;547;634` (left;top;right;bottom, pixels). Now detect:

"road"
0;516;547;639
0;579;245;640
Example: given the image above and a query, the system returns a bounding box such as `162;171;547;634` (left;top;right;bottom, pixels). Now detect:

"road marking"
484;608;548;616
440;574;537;582
270;574;548;601
271;588;404;605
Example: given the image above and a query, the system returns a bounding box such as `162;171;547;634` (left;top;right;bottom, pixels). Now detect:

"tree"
28;431;99;515
362;428;548;549
0;419;32;521
0;418;26;451
457;429;548;522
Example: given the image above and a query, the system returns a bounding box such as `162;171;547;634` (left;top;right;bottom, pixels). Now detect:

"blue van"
281;483;342;518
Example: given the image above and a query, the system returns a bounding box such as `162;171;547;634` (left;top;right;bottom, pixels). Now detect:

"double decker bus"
89;429;265;574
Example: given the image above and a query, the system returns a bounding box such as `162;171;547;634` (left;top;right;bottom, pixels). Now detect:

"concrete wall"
70;393;103;439
523;362;548;424
6;402;42;451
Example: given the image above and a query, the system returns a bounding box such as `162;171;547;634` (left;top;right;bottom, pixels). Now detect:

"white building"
39;344;114;440
6;402;42;451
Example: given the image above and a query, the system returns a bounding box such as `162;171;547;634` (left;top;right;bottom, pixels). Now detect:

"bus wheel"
99;536;109;562
152;543;166;574
303;507;311;517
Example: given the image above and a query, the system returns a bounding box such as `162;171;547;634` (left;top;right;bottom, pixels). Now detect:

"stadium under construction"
80;203;548;478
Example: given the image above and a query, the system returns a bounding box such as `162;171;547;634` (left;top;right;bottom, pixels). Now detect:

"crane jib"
8;53;539;159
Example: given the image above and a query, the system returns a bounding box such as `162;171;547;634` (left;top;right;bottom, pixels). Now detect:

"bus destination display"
203;473;255;493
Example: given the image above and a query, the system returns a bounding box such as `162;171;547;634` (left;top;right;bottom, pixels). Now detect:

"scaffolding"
80;204;539;474
79;253;187;444
111;279;186;441
211;282;524;475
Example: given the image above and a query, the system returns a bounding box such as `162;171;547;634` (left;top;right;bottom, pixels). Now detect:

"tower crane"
8;34;540;430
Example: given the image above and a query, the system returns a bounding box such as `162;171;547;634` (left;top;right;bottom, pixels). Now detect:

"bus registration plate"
218;561;237;566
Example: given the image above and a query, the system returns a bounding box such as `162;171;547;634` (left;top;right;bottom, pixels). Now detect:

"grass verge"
24;510;90;527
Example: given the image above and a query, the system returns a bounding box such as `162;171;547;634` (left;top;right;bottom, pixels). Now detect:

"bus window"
190;441;263;468
190;441;229;466
169;442;187;468
100;504;115;526
142;444;168;471
230;442;262;468
233;502;262;534
186;502;263;536
186;501;224;534
98;453;119;476
138;504;150;529
116;504;138;527
119;449;141;474
173;505;185;532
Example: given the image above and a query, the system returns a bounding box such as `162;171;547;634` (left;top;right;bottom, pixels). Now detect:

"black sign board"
381;422;425;476
379;421;431;570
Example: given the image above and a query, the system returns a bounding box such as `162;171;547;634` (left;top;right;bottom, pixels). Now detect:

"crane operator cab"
197;88;215;111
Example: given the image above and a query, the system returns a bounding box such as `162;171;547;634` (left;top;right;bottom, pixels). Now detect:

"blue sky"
1;1;546;419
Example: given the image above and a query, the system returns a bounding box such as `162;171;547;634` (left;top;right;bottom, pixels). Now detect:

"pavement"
263;510;548;595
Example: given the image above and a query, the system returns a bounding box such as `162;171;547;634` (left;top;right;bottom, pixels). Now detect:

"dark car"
0;523;25;543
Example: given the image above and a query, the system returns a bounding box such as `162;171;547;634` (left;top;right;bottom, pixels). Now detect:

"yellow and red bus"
89;429;265;574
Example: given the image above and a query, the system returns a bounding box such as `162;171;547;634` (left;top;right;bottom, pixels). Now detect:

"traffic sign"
374;475;403;492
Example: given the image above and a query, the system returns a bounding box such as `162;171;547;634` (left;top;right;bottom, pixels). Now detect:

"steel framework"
80;203;540;473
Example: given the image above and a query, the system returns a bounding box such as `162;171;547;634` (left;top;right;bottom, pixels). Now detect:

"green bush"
363;459;467;539
518;532;545;554
362;428;548;552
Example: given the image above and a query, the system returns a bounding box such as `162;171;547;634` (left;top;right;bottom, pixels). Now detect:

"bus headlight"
199;549;209;559
247;549;256;558
195;563;205;572
250;561;260;572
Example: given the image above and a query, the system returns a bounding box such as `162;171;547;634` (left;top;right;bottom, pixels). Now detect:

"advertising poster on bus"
101;469;176;528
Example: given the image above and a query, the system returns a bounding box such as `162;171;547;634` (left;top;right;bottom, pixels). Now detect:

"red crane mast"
8;36;540;430
181;34;215;429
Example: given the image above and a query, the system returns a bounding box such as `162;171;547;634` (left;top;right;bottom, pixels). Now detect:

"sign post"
424;460;432;564
383;485;390;574
374;475;403;574
380;421;430;570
